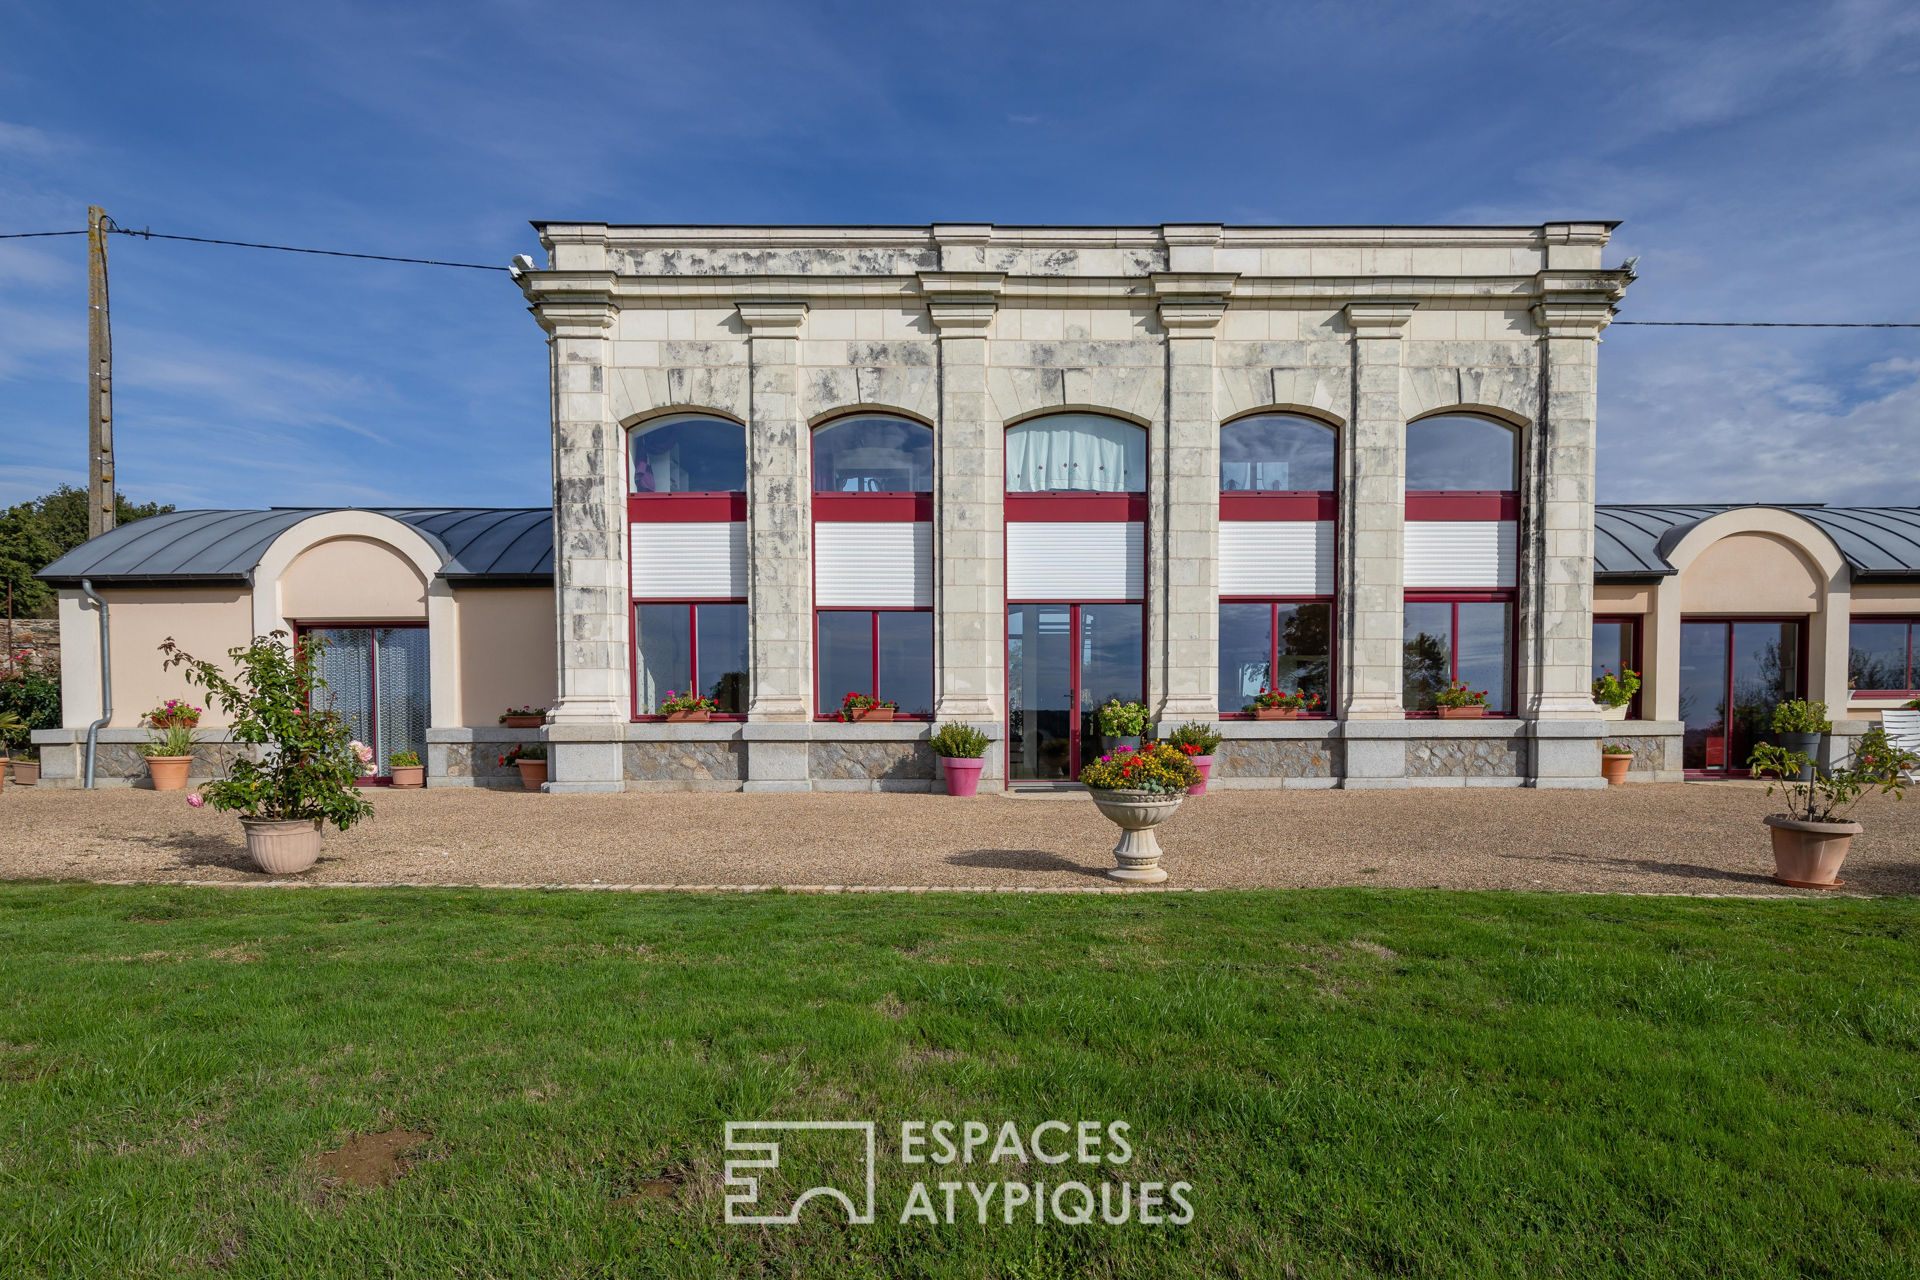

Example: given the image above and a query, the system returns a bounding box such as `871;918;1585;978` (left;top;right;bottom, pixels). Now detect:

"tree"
0;485;176;618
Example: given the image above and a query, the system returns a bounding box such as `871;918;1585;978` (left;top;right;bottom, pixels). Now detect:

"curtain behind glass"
309;628;373;752
374;628;429;773
1006;415;1146;493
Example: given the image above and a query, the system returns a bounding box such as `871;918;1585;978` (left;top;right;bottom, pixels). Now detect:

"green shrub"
389;750;421;768
1166;721;1222;754
929;723;990;759
1771;699;1832;735
1591;668;1640;709
1095;699;1149;736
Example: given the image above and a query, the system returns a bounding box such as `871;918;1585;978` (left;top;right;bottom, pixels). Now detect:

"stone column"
1340;303;1415;721
531;293;627;792
921;270;1003;727
1154;276;1231;722
738;301;812;727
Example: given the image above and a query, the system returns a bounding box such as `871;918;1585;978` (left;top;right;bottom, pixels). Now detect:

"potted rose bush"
159;632;373;874
1600;740;1633;785
660;691;718;723
1434;681;1490;720
839;691;897;723
1079;742;1199;883
1592;668;1638;721
501;742;548;790
1748;728;1916;888
1246;688;1319;720
929;722;990;797
389;750;425;789
1166;722;1222;795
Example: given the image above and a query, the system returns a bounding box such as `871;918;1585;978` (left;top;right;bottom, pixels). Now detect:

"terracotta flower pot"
1600;752;1631;785
1087;789;1186;883
241;817;322;874
1252;708;1297;721
854;707;895;722
665;709;710;723
1437;706;1487;720
502;715;545;728
517;759;548;791
10;760;39;786
1186;755;1213;796
145;755;194;791
389;765;425;789
941;757;985;797
1763;814;1860;888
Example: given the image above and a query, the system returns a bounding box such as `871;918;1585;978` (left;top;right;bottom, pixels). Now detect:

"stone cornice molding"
1152;272;1236;332
1344;302;1418;337
1536;268;1634;303
734;300;809;337
529;296;618;339
1541;222;1615;249
917;272;1004;333
1531;301;1616;338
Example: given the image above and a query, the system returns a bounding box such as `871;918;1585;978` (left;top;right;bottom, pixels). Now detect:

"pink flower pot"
941;757;984;797
1186;755;1213;796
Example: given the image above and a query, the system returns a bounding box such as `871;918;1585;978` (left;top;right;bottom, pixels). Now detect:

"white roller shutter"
814;522;932;607
630;522;747;598
1219;521;1334;596
1404;520;1516;589
1007;522;1143;601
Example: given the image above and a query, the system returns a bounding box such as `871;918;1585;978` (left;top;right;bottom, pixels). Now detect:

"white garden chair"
1878;709;1920;784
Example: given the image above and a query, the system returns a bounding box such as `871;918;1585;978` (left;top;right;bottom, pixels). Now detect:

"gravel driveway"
2;782;1916;895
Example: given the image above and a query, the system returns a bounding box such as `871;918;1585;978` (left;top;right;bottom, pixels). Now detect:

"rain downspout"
79;578;110;789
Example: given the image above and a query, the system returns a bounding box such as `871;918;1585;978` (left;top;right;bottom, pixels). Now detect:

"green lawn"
2;886;1919;1279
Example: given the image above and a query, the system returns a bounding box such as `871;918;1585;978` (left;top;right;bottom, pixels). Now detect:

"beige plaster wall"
1593;585;1651;614
456;587;556;724
279;537;427;622
98;587;253;728
1678;534;1820;615
1849;584;1920;615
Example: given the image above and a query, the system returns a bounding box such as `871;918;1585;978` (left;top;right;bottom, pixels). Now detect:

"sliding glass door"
1678;619;1802;774
306;626;429;779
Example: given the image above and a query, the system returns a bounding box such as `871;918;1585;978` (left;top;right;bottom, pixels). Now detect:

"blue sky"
3;0;1918;511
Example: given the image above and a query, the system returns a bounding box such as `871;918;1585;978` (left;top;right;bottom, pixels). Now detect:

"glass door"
1679;619;1801;774
1007;604;1143;782
306;626;430;779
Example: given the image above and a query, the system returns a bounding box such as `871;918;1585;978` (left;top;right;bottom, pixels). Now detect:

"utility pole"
87;205;115;539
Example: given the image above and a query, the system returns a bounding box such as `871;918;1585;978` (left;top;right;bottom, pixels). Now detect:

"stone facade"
516;223;1632;791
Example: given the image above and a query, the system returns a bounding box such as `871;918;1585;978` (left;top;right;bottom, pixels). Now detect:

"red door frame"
290;620;427;784
1679;615;1810;778
1002;599;1148;784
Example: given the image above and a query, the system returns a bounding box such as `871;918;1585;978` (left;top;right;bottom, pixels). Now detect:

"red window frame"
1848;615;1920;699
812;607;934;721
1217;596;1336;718
628;598;749;722
290;620;428;784
1402;590;1519;718
1593;614;1645;719
1679;615;1811;778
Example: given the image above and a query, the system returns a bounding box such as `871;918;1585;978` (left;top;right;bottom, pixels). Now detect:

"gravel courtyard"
2;782;1917;895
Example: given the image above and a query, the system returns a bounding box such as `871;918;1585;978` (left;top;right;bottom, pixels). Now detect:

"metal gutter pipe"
79;578;111;789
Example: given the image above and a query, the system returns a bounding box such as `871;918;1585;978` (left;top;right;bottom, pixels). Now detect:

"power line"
0;230;87;239
103;225;509;272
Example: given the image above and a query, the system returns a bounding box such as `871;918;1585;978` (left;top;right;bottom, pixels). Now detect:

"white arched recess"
252;511;460;730
1648;508;1850;724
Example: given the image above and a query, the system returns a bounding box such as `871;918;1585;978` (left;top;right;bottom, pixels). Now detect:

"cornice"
1344;302;1418;336
1531;301;1617;338
734;300;809;335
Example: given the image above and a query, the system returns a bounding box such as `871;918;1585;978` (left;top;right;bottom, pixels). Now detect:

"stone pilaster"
921;270;1004;724
1154;271;1233;721
738;300;812;726
1341;302;1416;721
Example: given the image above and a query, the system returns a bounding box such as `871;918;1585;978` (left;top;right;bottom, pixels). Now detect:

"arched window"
1006;413;1146;493
1405;413;1517;492
1403;413;1520;715
812;415;932;493
812;414;934;719
630;413;745;494
1219;414;1335;492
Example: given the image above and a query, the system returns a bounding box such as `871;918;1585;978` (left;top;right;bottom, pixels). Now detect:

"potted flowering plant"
1747;728;1915;887
499;705;547;729
1166;722;1222;795
160;632;374;874
1095;698;1150;749
1434;681;1490;719
1600;740;1634;786
1591;668;1639;721
1079;742;1200;883
389;749;425;789
660;691;720;723
346;739;380;785
145;698;202;730
1770;700;1832;782
929;723;990;797
501;742;548;790
1246;688;1319;720
839;691;898;723
139;723;197;790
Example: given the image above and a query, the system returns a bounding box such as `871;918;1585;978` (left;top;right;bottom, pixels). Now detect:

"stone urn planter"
1186;755;1214;796
1087;789;1185;883
665;709;710;723
389;765;425;789
241;817;322;874
10;758;39;786
1437;706;1486;720
517;758;548;791
940;757;985;797
1600;750;1632;785
1252;708;1297;721
146;755;193;791
1763;814;1860;888
502;714;545;729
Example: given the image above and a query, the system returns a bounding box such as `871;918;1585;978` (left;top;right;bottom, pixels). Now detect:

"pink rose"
187;793;205;808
